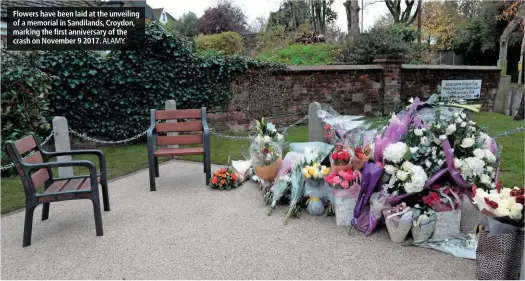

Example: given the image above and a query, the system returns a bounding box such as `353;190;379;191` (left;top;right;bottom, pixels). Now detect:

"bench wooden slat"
14;136;37;155
78;178;94;191
24;152;45;164
155;109;202;120
156;121;203;133
154;147;205;157
156;135;203;146
60;178;86;192
45;180;69;193
31;169;50;189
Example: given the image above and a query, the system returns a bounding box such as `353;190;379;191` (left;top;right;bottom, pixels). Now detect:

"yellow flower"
308;166;316;175
321;167;330;175
305;173;312;179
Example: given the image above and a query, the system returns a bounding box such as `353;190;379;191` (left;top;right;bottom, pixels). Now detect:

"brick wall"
400;65;501;111
208;56;501;132
209;65;384;132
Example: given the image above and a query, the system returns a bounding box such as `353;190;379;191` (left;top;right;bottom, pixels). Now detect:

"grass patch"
258;44;338;65
2;112;523;214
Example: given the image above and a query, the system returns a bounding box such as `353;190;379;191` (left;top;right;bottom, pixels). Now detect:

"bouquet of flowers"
250;139;282;182
351;146;367;170
303;163;330;216
422;187;462;240
284;142;334;224
326;168;361;226
252;117;284;147
471;185;524;280
382;142;428;196
317;106;375;147
209;168;240;190
411;205;437;243
382;202;413;243
330;144;351;173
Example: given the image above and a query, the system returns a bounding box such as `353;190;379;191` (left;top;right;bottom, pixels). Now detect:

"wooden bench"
147;107;211;191
4;134;110;247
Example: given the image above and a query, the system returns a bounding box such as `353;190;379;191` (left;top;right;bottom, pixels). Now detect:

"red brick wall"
208;65;384;132
208;59;501;132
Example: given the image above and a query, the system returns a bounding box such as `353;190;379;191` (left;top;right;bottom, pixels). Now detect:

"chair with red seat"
146;107;211;191
4;134;110;247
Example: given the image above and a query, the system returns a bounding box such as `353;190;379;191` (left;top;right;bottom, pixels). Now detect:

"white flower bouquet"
382;142;428;196
250;139;282;182
252;117;284;148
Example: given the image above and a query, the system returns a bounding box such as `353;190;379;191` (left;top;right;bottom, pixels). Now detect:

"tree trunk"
344;0;360;39
519;17;525;85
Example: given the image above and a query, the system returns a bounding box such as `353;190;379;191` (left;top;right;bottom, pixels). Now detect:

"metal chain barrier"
210;115;309;140
69;128;148;144
492;125;525;139
1;116;522;171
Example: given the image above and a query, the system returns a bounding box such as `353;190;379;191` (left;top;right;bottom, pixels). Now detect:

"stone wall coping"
401;64;500;71
286;65;383;72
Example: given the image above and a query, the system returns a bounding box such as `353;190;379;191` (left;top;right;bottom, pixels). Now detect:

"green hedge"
1;49;54;175
194;31;244;56
32;22;281;140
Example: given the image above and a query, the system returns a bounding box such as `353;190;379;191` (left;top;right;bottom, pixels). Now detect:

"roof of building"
152;8;163;20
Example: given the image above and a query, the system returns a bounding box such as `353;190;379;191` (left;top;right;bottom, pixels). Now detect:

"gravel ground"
1;160;477;280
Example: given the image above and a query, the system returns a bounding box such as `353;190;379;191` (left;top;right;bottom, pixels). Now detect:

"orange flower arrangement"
209;167;240;190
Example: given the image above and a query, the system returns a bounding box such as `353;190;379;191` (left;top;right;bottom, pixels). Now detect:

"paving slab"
1;160;476;279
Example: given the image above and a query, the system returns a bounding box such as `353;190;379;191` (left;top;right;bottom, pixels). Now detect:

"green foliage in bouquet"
254;117;282;141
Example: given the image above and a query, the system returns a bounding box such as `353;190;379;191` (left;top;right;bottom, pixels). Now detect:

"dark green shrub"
194;31;244;55
35;22;281;140
337;24;420;64
1;48;54;175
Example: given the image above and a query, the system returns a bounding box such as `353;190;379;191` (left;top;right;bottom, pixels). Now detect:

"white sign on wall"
441;80;482;100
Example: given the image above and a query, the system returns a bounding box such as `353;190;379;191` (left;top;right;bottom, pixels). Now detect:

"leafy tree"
452;1;507;65
197;0;247;35
421;0;465;50
268;0;311;32
169;12;199;38
337;24;420;64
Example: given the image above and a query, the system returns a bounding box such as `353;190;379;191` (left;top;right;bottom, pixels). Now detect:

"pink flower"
333;176;342;184
340;180;349;189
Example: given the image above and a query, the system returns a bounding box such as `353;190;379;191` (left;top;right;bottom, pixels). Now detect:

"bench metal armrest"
42;149;106;175
147;125;156;152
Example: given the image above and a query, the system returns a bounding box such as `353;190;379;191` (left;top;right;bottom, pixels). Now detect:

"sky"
146;0;390;33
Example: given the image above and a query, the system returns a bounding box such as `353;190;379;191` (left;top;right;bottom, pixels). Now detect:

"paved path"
1;160;476;279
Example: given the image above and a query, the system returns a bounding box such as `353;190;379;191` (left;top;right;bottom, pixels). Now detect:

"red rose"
484;197;499;209
231;173;238;182
263;148;269;154
211;176;218;185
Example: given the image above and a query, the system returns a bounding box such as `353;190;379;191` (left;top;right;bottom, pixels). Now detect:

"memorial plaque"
441;80;482;100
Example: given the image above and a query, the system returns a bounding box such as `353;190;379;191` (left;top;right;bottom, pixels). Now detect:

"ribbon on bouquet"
306;197;321;205
425;138;472;188
434;187;462;213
